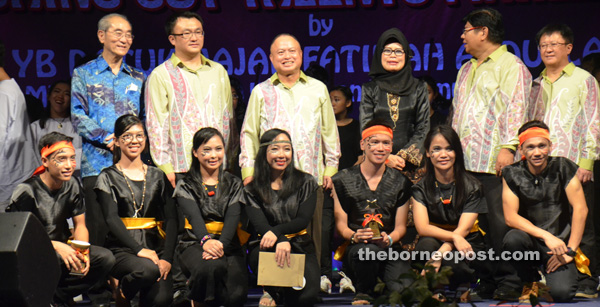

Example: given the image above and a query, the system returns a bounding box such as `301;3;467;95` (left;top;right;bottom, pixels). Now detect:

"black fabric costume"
245;172;320;307
174;172;248;306
95;165;177;307
7;176;115;305
360;28;429;169
337;119;362;170
332;165;412;295
412;178;492;286
501;157;580;302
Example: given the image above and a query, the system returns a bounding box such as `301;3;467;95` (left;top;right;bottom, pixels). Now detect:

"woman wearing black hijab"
360;28;430;181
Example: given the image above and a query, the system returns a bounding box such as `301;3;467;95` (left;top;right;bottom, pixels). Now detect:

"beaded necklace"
435;181;454;205
116;164;147;217
202;181;218;197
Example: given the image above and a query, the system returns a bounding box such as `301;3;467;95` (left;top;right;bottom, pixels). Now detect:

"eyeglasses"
107;30;134;40
171;30;204;40
382;49;405;56
463;26;483;34
120;133;146;144
538;42;568;50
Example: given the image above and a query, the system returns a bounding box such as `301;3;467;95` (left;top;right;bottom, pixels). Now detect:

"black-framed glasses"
538;42;568;50
382;49;405;56
171;30;204;40
120;133;146;144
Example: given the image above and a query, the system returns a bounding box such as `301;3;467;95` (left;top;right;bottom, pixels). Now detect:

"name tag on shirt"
126;83;138;94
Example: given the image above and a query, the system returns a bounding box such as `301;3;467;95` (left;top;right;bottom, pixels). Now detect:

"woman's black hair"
249;128;304;205
113;114;144;164
422;125;479;212
39;80;71;129
330;85;354;113
184;127;230;200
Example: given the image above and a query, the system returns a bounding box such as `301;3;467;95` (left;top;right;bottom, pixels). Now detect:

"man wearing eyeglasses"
528;23;600;299
71;13;146;246
145;11;233;189
450;8;532;300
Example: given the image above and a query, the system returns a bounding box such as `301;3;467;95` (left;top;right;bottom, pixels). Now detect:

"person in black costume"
360;28;429;179
245;128;320;307
7;132;115;306
332;119;412;305
411;125;492;298
174;127;248;306
95;115;177;306
501;120;588;302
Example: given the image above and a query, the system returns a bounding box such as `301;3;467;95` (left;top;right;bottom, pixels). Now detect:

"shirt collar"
96;54;131;75
470;44;507;65
170;53;212;71
541;62;575;80
270;71;308;86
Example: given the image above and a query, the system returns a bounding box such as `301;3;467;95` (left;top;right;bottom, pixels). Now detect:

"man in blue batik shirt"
71;13;145;245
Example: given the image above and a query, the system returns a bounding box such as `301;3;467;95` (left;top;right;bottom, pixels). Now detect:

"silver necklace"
116;164;147;218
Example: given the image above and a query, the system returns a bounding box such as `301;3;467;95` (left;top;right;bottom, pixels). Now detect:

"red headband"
362;125;393;141
32;141;75;176
518;127;550;147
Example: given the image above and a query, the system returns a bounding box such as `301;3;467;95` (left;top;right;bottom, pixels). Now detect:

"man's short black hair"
518;120;550;135
462;8;505;45
165;11;204;36
536;23;574;45
38;132;73;153
362;117;393;131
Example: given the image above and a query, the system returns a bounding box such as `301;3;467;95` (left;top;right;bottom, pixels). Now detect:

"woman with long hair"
175;127;248;306
95;114;177;306
245;128;320;307
411;125;492;296
30;80;83;177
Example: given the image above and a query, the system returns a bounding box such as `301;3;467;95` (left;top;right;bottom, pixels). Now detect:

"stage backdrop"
2;0;599;118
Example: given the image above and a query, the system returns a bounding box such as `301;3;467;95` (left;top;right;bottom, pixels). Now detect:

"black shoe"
493;286;520;301
575;286;598;299
470;283;494;300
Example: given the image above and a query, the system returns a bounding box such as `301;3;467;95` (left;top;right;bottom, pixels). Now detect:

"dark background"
2;0;599;119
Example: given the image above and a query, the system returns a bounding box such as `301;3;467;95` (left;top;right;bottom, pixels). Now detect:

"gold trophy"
69;240;90;276
362;199;383;240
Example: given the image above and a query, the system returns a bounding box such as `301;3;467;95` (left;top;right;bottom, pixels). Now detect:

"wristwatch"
350;232;356;244
566;247;577;257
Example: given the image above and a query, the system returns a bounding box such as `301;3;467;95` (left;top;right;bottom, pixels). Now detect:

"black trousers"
343;243;411;295
415;233;493;287
503;229;578;302
320;191;334;277
180;243;248;306
83;176;108;246
578;181;598;290
248;242;320;307
469;172;518;289
111;251;173;307
55;245;115;304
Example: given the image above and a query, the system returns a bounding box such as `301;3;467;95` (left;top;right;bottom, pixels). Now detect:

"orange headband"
362;125;393;141
32;141;75;176
518;127;550;147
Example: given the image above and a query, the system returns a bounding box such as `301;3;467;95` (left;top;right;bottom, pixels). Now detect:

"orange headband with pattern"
518;127;550;147
362;125;393;141
32;141;75;176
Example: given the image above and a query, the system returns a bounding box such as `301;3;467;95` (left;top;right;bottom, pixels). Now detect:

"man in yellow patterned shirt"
146;11;233;188
451;8;532;300
529;23;600;298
